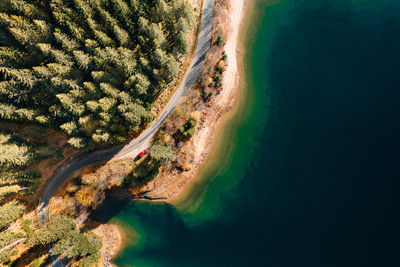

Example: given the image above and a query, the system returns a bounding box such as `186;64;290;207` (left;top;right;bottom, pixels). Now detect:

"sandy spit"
92;223;123;267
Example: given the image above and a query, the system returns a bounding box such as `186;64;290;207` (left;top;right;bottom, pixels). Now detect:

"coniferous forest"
0;0;194;148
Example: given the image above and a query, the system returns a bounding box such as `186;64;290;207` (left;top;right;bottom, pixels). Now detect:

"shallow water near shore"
110;0;400;266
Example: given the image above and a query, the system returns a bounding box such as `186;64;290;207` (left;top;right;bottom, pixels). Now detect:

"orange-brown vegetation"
48;160;134;219
75;186;97;207
49;195;78;217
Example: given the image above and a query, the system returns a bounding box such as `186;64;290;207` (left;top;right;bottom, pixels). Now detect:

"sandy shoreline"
169;0;250;203
136;0;250;202
217;0;246;108
92;223;124;267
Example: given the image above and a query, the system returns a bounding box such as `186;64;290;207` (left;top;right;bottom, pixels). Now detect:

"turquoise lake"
104;0;400;266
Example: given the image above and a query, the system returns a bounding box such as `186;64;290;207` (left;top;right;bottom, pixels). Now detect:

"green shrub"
222;51;227;61
187;118;197;128
216;35;225;47
183;127;195;139
149;144;175;166
178;118;197;140
0;202;24;230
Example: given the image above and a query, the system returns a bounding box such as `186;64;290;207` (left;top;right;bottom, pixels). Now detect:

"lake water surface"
111;0;400;266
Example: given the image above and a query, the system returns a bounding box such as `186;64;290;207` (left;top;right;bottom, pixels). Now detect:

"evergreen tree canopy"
51;232;101;258
0;132;33;167
149;143;175;166
0;201;24;229
0;0;195;148
0;131;39;199
0;229;24;264
28;216;76;246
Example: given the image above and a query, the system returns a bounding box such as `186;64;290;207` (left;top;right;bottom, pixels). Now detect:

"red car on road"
138;149;148;158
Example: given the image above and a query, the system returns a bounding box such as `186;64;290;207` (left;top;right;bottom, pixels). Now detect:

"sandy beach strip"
166;0;251;204
217;0;246;108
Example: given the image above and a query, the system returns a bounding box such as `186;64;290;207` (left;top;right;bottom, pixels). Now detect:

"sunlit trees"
0;230;24;264
28;216;76;246
0;202;24;230
26;215;102;266
0;131;41;200
149;144;175;166
0;0;195;148
51;232;101;259
178;118;197;140
0;133;33;167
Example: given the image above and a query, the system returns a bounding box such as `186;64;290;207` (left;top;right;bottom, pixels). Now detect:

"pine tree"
152;48;168;68
73;50;91;70
164;57;179;80
0;230;24;264
60;121;78;135
92;129;110;143
98;97;116;112
99;83;119;97
3;15;49;44
149;144;175;166
51;232;101;258
151;0;170;22
148;23;166;48
113;25;130;47
0;103;17;120
94;30;115;47
0;201;24;229
49;48;74;66
110;0;133;32
0;185;21;200
174;0;195;26
15;108;37;120
0;133;33;167
68;137;85;148
0;67;37;88
58;95;85;116
54;28;80;52
1;0;47;19
131;73;151;96
175;31;189;55
81;253;100;267
28;216;76;246
177;17;189;33
0;47;23;67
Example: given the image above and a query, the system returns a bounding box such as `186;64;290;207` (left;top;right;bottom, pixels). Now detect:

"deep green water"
106;0;400;266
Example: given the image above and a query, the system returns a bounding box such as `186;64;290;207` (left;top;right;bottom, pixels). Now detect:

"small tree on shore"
149;144;175;166
216;35;224;47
